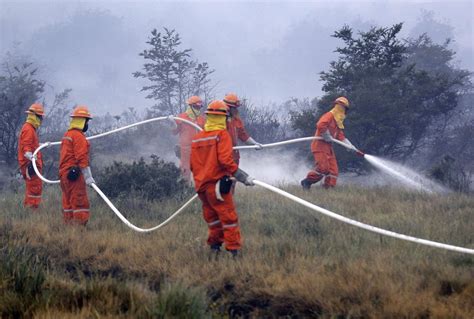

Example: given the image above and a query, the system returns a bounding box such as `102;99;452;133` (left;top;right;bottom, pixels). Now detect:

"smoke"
239;149;311;185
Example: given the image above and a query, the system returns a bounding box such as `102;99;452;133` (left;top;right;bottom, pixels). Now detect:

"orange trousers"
198;183;241;251
60;174;90;225
21;165;42;208
306;149;339;188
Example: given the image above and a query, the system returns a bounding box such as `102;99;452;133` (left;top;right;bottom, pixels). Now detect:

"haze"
1;0;472;114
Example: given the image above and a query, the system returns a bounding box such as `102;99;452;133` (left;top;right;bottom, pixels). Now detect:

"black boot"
209;243;222;261
228;250;240;258
301;178;312;190
210;243;222;252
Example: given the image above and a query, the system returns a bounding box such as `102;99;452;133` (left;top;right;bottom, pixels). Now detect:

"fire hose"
31;117;473;254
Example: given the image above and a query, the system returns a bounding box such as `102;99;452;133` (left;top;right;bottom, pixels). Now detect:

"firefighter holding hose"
223;93;263;164
169;95;206;182
301;97;364;189
18;103;45;209
59;105;95;225
190;100;254;257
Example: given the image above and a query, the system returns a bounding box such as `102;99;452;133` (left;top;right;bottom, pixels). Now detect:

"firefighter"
301;97;363;189
169;96;206;181
59;105;95;225
17;103;45;209
190;100;254;257
223;93;263;164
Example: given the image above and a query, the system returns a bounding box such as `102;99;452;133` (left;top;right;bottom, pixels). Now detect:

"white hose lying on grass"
92;183;198;233
254;180;474;255
31;116;203;231
30;117;474;255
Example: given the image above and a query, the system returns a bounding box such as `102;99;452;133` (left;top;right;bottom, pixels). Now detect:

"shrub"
96;155;191;201
429;155;472;193
149;282;209;319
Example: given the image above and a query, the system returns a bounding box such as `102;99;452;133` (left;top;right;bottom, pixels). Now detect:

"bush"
149;282;209;319
97;155;191;201
429;155;472;193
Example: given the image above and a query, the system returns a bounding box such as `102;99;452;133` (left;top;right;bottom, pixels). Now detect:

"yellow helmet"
334;96;350;108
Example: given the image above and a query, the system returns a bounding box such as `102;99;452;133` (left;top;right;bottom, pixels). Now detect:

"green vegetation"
0;185;473;318
96;156;192;201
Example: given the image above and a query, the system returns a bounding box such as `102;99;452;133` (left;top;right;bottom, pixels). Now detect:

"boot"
209;243;221;261
300;178;312;190
228;250;240;258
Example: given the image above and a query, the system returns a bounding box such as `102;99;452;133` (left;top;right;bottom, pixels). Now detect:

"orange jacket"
190;129;238;192
173;112;205;150
227;117;250;146
18;122;43;169
59;129;90;177
311;111;346;153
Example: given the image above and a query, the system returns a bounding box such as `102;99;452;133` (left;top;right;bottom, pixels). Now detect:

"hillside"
1;185;473;318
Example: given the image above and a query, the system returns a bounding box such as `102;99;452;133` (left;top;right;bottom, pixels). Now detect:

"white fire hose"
254;180;474;255
30;118;473;255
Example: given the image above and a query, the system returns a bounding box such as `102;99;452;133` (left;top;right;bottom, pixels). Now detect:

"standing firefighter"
59;105;95;225
17;103;45;209
301;97;363;189
170;96;206;181
190;100;255;257
223;93;262;164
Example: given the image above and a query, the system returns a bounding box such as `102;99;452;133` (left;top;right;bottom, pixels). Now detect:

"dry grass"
1;184;473;318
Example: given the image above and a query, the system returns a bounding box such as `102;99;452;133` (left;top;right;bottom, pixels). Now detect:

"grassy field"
0;184;473;318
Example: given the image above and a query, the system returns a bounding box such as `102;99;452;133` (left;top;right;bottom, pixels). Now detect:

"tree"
0;55;45;166
133;28;214;116
239;100;289;144
291;24;471;171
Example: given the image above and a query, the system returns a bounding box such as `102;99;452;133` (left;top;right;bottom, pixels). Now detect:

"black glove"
27;163;36;178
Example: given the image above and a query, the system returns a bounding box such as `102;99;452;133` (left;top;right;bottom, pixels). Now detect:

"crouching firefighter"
17;103;45;209
190;100;255;257
301;97;364;189
59;105;95;225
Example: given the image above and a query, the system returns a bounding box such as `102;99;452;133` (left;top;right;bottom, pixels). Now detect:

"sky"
1;0;473;115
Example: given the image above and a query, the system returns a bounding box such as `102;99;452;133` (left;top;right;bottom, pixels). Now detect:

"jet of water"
364;154;447;194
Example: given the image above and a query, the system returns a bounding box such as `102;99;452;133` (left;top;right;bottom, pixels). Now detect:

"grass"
0;184;473;318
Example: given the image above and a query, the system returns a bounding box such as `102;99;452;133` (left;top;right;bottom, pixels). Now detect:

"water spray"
31;118;473;255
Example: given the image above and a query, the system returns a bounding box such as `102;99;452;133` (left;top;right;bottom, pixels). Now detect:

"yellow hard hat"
334;96;350;108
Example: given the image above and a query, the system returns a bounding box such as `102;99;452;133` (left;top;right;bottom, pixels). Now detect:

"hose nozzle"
356;150;365;158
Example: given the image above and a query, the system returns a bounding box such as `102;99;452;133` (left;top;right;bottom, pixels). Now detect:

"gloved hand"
233;168;255;186
166;115;178;130
322;131;333;143
342;138;355;149
81;166;96;186
245;137;263;150
24;151;36;161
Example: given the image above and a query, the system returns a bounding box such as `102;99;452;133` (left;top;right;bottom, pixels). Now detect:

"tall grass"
0;184;473;317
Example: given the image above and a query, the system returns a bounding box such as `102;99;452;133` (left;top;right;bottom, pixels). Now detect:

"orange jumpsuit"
306;112;345;188
190;129;241;251
173;112;205;181
227;117;250;164
17;123;43;208
59;129;91;225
